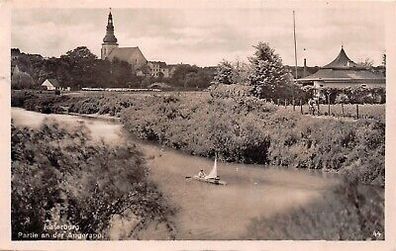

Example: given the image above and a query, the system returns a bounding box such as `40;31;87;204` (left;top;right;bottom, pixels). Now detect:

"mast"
293;10;298;80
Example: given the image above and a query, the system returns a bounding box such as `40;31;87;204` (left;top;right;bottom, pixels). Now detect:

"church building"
101;11;148;70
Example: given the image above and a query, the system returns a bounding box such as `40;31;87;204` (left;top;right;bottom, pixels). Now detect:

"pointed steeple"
103;9;118;44
323;46;358;69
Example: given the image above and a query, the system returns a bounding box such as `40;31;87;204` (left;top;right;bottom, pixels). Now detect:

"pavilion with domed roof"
298;46;385;89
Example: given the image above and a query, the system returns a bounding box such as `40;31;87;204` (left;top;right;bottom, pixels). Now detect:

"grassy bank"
245;178;384;240
11;88;385;186
11;121;175;240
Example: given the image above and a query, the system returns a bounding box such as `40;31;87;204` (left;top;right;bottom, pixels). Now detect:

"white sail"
206;157;217;179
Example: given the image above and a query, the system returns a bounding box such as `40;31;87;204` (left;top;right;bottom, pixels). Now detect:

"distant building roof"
42;78;60;87
107;47;147;65
299;46;385;83
148;61;168;68
323;46;359;69
300;68;385;81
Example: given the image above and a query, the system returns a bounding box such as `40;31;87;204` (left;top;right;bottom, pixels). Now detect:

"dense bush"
245;178;384;240
211;60;240;85
267;109;385;185
11;122;174;240
120;89;277;164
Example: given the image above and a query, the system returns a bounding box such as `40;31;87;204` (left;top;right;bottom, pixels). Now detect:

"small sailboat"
193;156;227;185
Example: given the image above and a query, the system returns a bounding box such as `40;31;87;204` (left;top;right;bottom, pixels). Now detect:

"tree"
247;42;294;99
11;71;35;90
212;60;236;85
382;53;386;67
357;57;374;68
61;46;98;62
232;60;250;84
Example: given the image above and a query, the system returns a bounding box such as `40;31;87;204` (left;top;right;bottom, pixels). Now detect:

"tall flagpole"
293;10;298;81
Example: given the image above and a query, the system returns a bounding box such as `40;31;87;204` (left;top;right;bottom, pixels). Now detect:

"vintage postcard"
1;0;395;250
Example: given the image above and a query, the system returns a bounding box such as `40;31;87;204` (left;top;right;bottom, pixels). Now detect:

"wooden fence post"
293;99;296;111
356;104;359;119
327;94;331;115
317;101;320;116
277;99;280;106
341;103;344;116
300;100;303;114
284;99;287;108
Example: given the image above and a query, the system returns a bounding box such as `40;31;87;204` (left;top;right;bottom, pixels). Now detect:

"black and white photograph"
1;0;395;249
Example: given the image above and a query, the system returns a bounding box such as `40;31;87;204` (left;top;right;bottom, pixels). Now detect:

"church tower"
101;10;119;59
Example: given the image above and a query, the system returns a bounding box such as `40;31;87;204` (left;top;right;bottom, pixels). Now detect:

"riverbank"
11;89;385;186
11;110;176;240
11;108;384;240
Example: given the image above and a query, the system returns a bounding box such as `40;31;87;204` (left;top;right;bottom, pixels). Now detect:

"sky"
11;3;387;67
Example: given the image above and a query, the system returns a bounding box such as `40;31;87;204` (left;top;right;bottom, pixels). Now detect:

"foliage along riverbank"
11;87;385;186
244;178;384;240
11;121;176;240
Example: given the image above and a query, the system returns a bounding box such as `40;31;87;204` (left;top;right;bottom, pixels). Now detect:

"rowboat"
193;157;227;185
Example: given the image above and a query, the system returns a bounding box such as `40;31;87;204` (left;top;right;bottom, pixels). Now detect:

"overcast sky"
11;3;386;67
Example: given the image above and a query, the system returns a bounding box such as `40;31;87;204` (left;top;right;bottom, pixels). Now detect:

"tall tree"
59;47;98;88
247;42;293;99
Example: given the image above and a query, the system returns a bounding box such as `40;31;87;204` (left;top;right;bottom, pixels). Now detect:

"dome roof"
103;34;118;43
323;47;358;69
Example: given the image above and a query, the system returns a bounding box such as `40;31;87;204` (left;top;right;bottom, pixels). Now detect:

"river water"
12;108;340;240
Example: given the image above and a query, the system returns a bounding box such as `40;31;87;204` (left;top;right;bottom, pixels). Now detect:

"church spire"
103;9;118;44
101;9;119;60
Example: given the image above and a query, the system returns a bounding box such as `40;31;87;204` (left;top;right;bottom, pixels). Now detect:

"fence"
266;98;385;121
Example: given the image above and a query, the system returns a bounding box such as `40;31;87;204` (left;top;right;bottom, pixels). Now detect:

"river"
12;108;340;240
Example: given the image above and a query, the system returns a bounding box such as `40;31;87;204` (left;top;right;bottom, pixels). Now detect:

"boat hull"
193;175;227;185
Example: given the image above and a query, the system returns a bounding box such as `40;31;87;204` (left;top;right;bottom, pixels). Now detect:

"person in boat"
198;169;206;178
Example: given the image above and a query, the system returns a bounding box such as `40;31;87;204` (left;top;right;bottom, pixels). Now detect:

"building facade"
148;61;170;78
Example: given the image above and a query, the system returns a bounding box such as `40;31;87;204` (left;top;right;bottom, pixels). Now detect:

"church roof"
103;11;118;44
323;47;359;69
107;47;147;64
